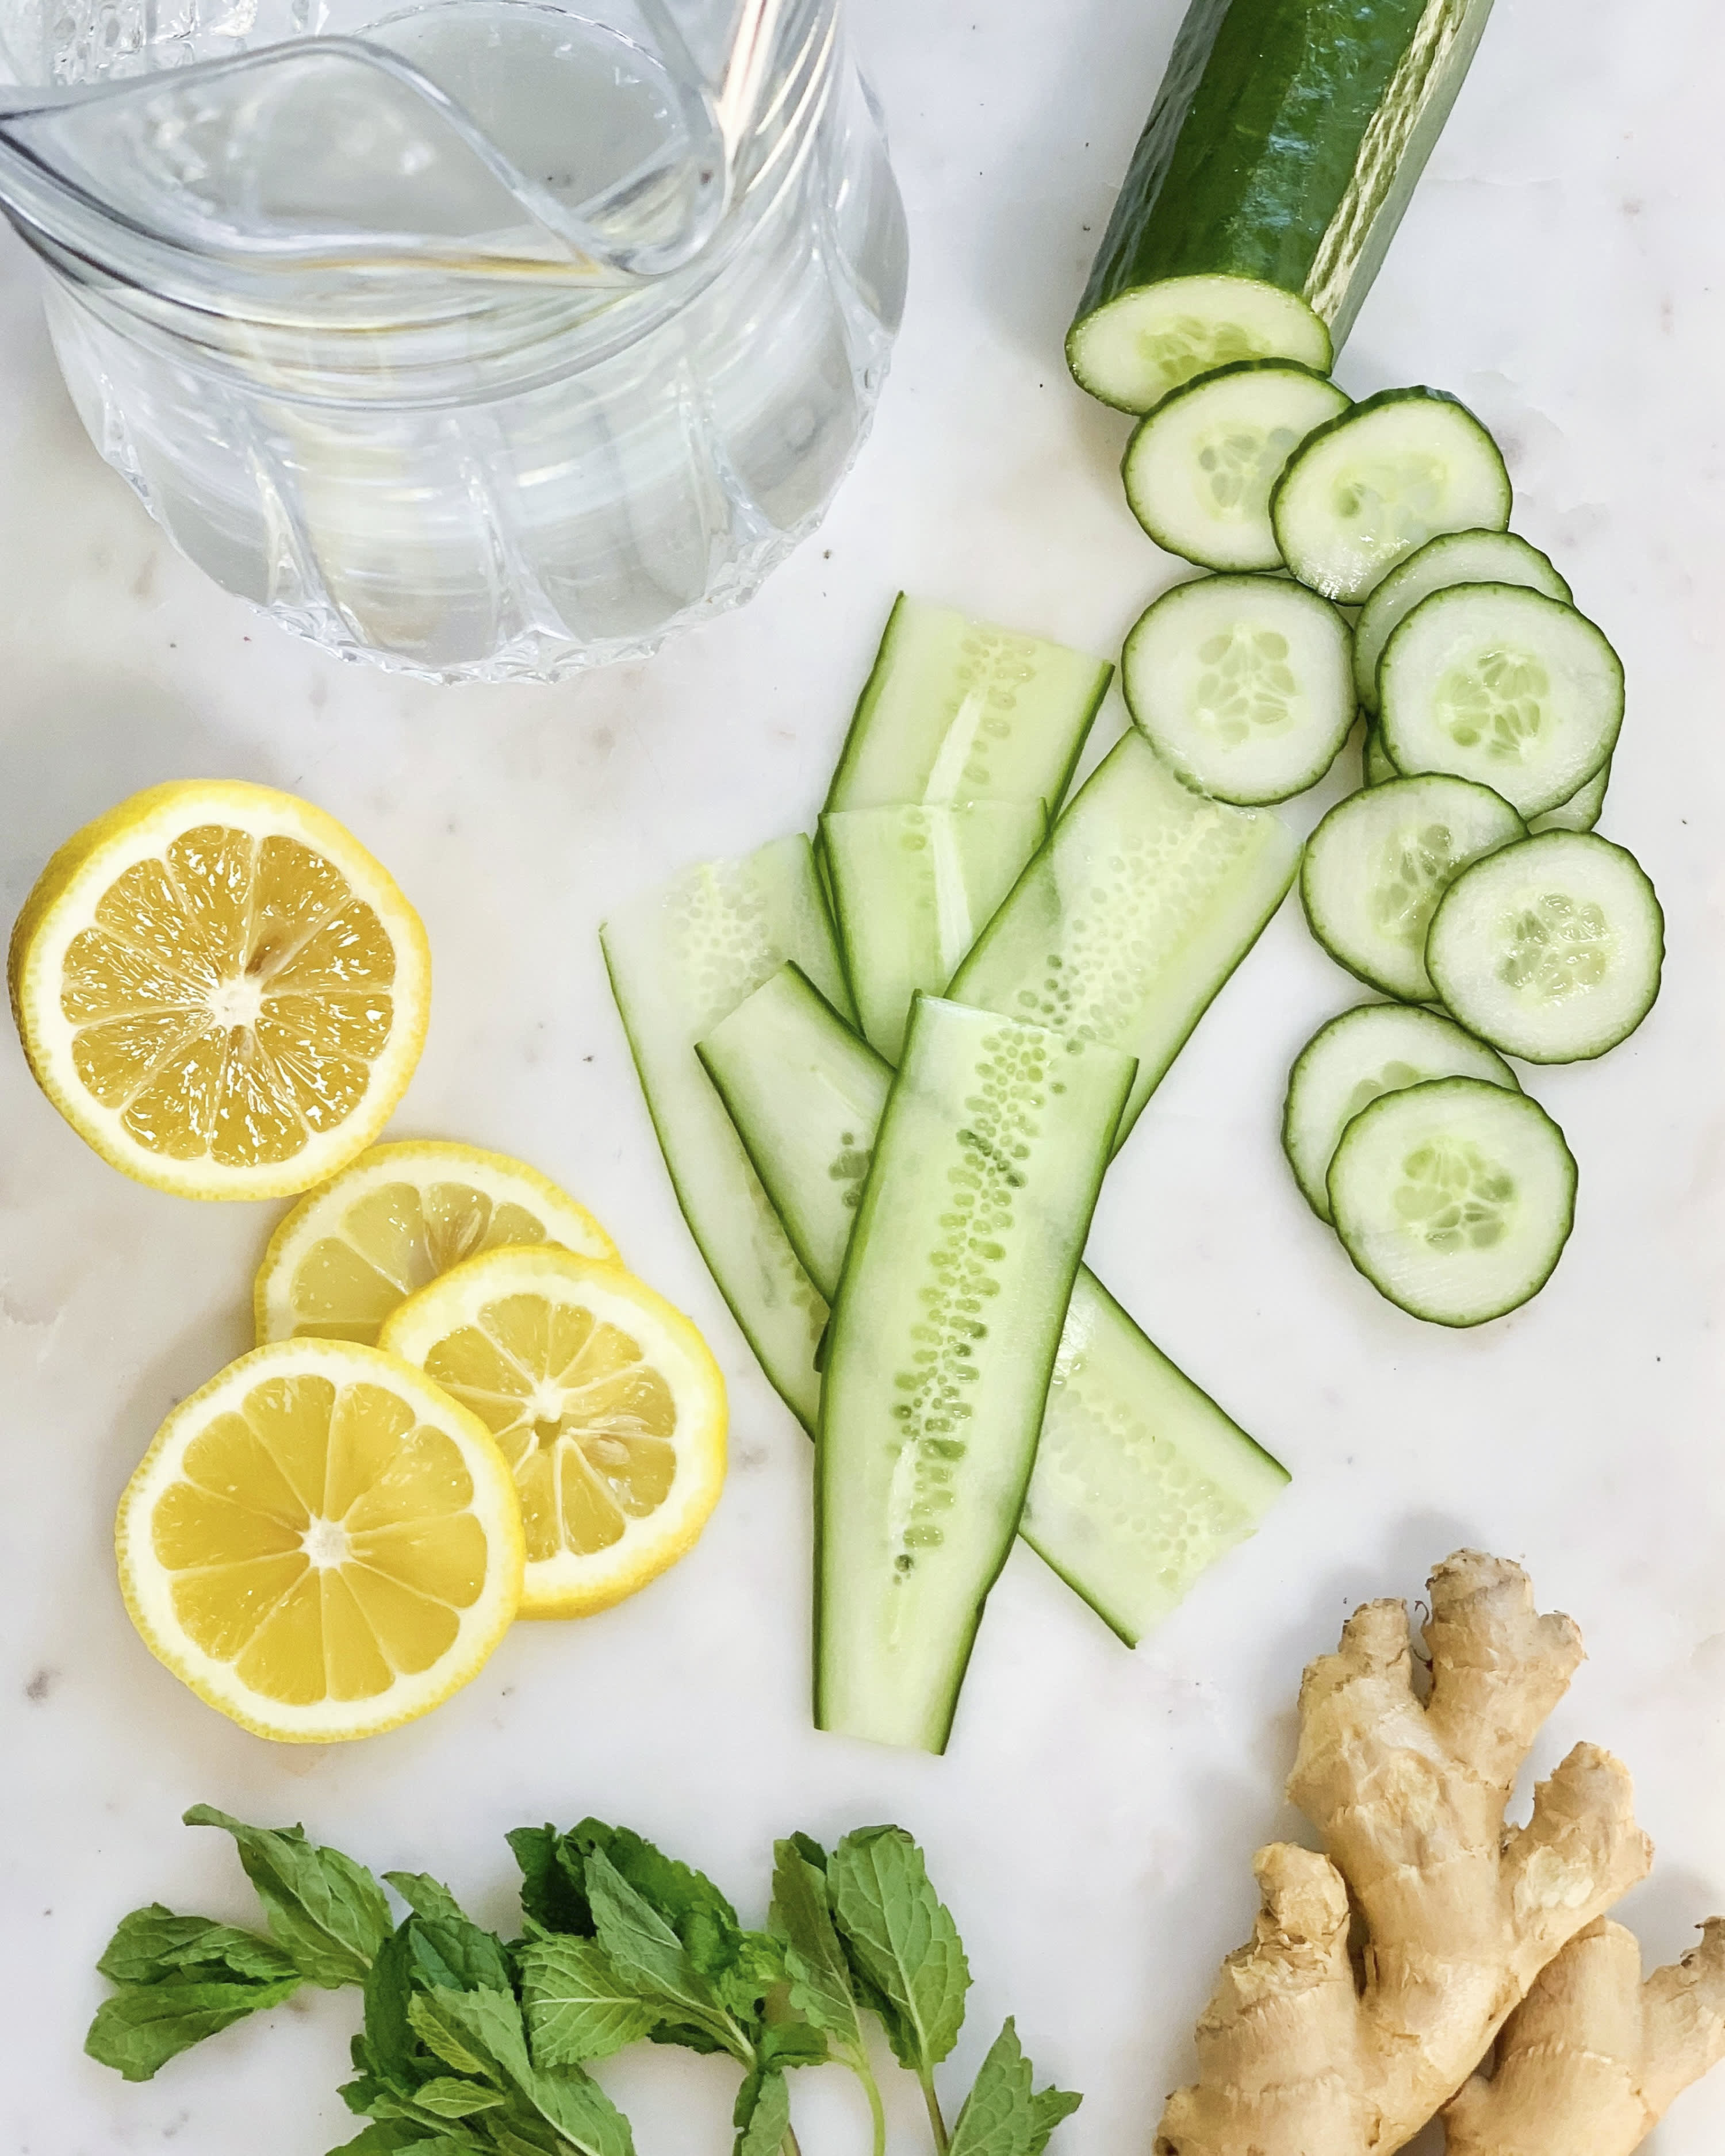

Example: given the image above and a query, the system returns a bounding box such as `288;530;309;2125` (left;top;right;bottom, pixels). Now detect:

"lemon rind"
115;1337;524;1743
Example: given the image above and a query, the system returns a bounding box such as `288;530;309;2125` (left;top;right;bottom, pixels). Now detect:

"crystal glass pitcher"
0;0;906;678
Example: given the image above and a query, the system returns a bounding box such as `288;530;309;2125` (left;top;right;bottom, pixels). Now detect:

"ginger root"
1446;1916;1725;2155
1155;1551;1653;2156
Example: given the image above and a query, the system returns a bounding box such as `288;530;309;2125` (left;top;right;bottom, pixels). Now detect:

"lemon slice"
8;780;430;1200
117;1339;523;1742
379;1246;726;1618
256;1140;619;1347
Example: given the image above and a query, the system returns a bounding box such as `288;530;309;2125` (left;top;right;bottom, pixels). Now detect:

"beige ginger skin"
1154;1551;1654;2156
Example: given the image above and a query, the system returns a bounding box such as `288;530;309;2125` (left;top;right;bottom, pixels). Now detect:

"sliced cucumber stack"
822;800;1048;1061
1301;775;1526;1002
950;730;1301;1146
1122;361;1351;570
1122;574;1354;805
1272;389;1512;603
699;962;1289;1649
1530;758;1609;835
1328;1077;1577;1326
1378;584;1624;818
1354;528;1572;711
826;596;1109;814
816;998;1134;1752
1283;1003;1517;1222
1426;831;1664;1064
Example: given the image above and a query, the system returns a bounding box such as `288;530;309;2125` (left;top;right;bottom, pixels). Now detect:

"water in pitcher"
0;0;906;677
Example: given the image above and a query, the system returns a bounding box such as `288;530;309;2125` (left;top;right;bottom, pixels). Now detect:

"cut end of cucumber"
1328;1077;1577;1326
1067;275;1332;417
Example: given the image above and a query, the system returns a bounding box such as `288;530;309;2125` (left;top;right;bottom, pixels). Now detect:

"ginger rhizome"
1154;1551;1654;2156
1446;1915;1725;2155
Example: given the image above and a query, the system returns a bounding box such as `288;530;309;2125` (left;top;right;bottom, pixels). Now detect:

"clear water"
3;0;908;677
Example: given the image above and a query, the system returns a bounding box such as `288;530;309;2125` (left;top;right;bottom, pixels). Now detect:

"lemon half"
380;1246;726;1618
9;781;430;1200
256;1140;618;1347
117;1339;523;1741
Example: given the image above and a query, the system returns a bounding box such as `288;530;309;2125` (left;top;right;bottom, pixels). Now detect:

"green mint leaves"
90;1809;1082;2156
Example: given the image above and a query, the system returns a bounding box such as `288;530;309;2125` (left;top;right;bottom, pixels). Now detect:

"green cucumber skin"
815;999;1136;1752
1075;0;1496;341
700;963;1289;1649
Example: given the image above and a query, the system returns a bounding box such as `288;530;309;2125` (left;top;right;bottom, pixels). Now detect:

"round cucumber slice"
1270;388;1512;604
1122;360;1351;571
1378;584;1623;819
1425;831;1663;1064
1529;758;1609;835
1301;775;1527;1001
1354;528;1571;711
1328;1077;1577;1326
1066;274;1333;417
1283;1003;1517;1222
1122;573;1353;805
1362;721;1397;788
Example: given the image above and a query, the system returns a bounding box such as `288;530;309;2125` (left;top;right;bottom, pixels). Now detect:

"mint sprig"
89;1810;1081;2156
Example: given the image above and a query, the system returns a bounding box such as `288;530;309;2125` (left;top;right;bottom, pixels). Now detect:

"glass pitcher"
0;0;906;680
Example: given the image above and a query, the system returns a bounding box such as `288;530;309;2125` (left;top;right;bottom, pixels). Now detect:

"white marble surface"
4;0;1725;2148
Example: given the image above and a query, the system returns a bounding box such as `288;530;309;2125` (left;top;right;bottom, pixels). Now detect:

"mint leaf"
584;1847;742;2059
568;1823;742;1979
733;2067;790;2156
407;1990;502;2078
769;1842;864;2062
385;1875;468;1925
403;1915;516;1997
97;1906;300;1989
85;1974;302;2081
519;1936;660;2067
328;2128;488;2156
1028;2086;1083;2154
185;1806;390;1988
828;1827;970;2074
507;1827;593;1938
512;2062;637;2156
410;2078;507;2120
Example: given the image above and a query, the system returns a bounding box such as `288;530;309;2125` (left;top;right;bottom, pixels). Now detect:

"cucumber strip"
1529;758;1609;835
1362;719;1398;787
824;595;1111;815
1425;831;1663;1064
1378;584;1624;818
1354;528;1571;711
1300;774;1526;1001
1122;361;1351;570
1328;1076;1577;1326
1122;573;1354;805
600;838;857;1432
1282;1001;1517;1222
1272;388;1512;603
697;964;1289;1648
949;731;1300;1145
815;998;1136;1752
1068;0;1495;413
821;800;1048;1061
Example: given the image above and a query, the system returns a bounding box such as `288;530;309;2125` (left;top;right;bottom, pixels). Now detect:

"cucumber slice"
1354;528;1572;711
1362;720;1398;787
600;838;856;1432
821;801;1048;1061
816;998;1136;1752
825;596;1110;815
1378;584;1624;818
1300;775;1526;1001
1328;1077;1577;1326
1425;831;1663;1064
1529;757;1609;836
1122;574;1354;805
1271;389;1512;603
1122;361;1351;569
949;731;1301;1146
698;964;1289;1648
1067;0;1494;413
1282;1002;1516;1222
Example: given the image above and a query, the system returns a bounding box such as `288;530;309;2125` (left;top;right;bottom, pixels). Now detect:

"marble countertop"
4;0;1724;2148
